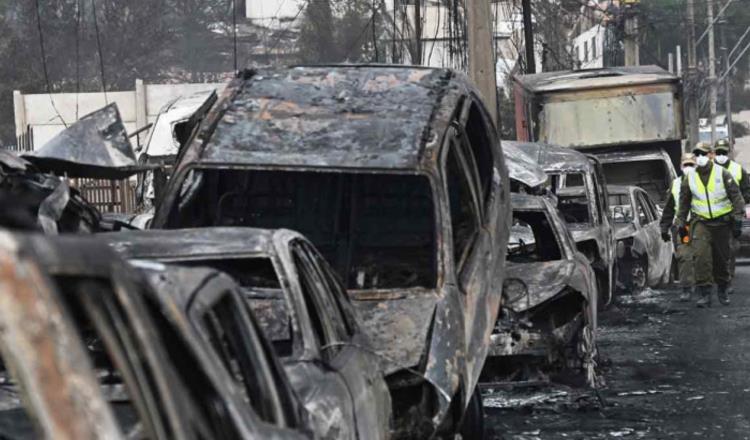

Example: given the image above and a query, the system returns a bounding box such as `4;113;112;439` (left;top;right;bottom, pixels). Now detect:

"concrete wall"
14;81;224;149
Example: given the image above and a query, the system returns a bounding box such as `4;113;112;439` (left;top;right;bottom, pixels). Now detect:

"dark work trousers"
691;218;732;287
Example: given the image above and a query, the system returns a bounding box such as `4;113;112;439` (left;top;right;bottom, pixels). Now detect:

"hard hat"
693;142;713;154
715;138;731;152
681;153;696;166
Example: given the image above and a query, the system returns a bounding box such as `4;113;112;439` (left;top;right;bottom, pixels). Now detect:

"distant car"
0;232;313;439
512;141;615;308
608;185;673;292
484;193;598;386
103;227;392;440
149;65;513;438
736;205;750;264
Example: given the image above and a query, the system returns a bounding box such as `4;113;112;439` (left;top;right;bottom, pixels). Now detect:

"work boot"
679;287;693;302
718;285;731;306
696;286;712;308
727;286;735;295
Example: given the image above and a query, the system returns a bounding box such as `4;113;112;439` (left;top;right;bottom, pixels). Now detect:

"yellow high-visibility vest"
688;165;733;219
671;177;681;205
727;161;743;184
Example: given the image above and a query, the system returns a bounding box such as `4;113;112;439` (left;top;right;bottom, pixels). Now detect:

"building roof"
514;65;678;93
194;65;457;171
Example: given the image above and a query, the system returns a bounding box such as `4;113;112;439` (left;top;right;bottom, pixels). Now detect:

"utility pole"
686;0;699;151
720;20;733;144
708;0;718;143
414;0;422;64
623;2;640;66
521;0;535;73
466;0;498;126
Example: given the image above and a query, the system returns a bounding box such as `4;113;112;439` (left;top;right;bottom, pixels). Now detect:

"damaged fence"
70;178;136;213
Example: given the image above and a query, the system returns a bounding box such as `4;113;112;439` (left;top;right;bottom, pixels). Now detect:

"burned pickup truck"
150;65;512;438
512;141;615;308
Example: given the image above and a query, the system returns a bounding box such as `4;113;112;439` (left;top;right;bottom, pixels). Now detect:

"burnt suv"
151;65;512;437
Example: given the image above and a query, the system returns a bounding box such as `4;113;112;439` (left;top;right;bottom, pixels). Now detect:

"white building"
572;24;606;69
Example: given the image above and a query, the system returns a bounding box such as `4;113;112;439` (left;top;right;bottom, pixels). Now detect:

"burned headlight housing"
502;278;528;304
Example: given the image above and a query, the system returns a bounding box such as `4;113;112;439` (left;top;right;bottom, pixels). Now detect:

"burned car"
608;185;673;292
136;90;218;210
597;149;677;207
0;231;313;439
150;65;512;437
0;149;100;233
103;227;392;440
512;141;615;307
738;205;750;264
485;193;598;386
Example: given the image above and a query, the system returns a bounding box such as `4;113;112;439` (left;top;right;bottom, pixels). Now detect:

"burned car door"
289;239;392;440
587;155;615;304
183;276;313;438
634;190;670;285
272;240;360;440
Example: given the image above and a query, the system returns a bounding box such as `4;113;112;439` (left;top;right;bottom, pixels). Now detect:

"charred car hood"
23;104;150;179
350;289;439;375
503;142;548;190
505;260;583;312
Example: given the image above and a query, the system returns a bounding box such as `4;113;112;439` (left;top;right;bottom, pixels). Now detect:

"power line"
90;0;108;104
34;0;67;128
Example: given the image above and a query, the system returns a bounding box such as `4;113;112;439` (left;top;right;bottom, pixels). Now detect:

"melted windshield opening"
168;168;438;290
508;211;563;263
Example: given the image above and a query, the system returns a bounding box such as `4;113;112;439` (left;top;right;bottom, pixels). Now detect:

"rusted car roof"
514;141;594;173
190;66;454;170
101;227;275;259
514;65;678;93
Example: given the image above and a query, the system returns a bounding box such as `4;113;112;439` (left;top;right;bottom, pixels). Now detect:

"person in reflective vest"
660;153;696;301
676;142;745;307
714;138;749;295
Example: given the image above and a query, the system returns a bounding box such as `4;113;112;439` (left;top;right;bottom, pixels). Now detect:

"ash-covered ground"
484;267;750;440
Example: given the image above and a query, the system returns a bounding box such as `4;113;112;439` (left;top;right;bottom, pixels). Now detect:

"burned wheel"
459;387;485;439
576;323;598;388
631;259;648;293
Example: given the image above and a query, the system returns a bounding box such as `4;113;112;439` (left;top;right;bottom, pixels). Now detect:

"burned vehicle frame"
511;141;615;308
608;185;673;292
103;227;393;440
0;231;313;439
151;65;512;437
484;193;598;386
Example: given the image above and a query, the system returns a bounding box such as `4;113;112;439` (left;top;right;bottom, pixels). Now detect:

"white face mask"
682;166;696;175
715;154;729;165
696;155;710;167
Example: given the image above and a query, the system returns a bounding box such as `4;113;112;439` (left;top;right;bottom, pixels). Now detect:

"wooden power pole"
686;0;699;151
521;0;535;73
624;3;640;66
467;0;498;126
708;0;718;143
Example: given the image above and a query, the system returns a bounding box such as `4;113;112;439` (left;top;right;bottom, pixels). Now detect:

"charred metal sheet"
505;260;589;313
37;179;70;234
23;104;149;179
515;65;678;94
503;142;548;190
0;232;123;440
511;141;595;174
0;149;32;172
195;66;452;170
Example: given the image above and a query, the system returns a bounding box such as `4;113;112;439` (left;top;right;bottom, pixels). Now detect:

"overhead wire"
90;0;108;104
34;0;68;128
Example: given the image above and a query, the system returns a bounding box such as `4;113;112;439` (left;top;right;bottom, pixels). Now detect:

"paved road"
484;266;750;439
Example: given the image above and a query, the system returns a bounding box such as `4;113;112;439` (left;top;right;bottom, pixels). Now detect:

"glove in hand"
661;231;671;242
